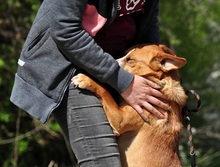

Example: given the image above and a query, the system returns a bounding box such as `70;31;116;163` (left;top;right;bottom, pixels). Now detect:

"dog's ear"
158;45;187;71
159;44;176;55
160;56;187;72
151;54;187;72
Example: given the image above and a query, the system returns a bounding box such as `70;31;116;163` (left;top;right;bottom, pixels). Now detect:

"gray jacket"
10;0;159;123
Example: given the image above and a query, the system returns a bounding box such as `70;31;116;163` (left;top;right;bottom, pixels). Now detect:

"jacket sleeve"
46;0;133;93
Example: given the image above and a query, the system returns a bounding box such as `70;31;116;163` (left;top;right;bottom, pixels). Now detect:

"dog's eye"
126;57;131;62
161;59;166;65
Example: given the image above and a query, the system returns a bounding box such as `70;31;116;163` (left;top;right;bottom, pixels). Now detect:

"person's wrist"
106;67;134;93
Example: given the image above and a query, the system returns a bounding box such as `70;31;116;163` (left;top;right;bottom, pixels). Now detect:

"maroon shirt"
94;0;146;58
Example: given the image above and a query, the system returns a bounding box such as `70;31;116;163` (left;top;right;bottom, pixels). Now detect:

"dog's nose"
117;57;126;67
117;48;136;67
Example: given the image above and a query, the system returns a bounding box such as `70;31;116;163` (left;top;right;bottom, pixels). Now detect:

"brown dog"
71;44;187;167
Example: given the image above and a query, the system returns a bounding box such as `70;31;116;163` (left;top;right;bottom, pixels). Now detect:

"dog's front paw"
71;73;91;89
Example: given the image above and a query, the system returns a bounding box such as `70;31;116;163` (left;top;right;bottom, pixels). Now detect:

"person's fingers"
145;92;169;110
142;79;168;100
144;78;163;89
133;102;165;121
132;105;150;121
141;102;165;119
143;86;168;101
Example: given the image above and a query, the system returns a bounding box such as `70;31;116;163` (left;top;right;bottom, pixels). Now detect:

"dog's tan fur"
71;44;187;167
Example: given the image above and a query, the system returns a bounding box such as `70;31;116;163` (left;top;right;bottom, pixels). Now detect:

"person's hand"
121;75;169;122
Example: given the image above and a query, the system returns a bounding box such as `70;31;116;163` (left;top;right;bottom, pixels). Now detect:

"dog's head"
117;44;187;107
117;44;186;80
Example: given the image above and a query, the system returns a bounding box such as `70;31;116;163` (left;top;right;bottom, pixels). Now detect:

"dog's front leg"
71;73;127;135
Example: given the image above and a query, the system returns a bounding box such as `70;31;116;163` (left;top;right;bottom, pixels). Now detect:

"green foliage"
0;0;220;166
0;112;13;122
47;121;62;133
18;140;29;154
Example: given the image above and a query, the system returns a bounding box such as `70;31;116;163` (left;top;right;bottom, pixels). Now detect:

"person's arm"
48;0;133;94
